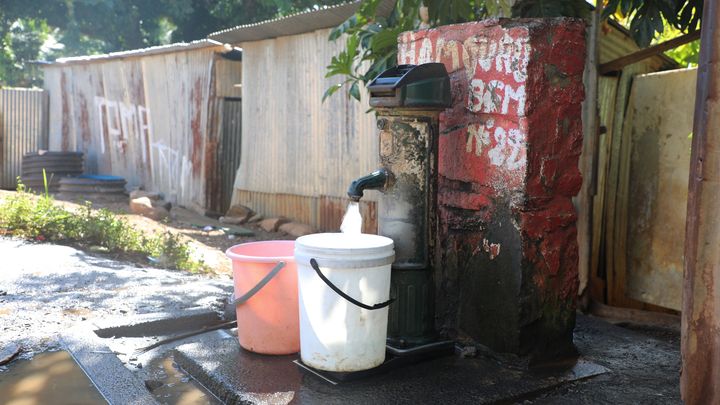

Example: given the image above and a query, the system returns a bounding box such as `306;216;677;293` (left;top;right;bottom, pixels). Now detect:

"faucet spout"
347;169;389;202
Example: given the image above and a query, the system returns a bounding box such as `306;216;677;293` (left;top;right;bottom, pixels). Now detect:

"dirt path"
0;189;292;276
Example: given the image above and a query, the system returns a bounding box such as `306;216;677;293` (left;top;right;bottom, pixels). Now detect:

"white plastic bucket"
295;233;395;372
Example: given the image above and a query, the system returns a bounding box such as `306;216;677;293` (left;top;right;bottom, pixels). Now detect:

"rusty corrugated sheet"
599;20;676;70
0;88;49;189
215;58;243;98
53;40;230;65
233;190;377;232
42;43;241;211
218;98;242;213
208;0;394;43
234;28;379;205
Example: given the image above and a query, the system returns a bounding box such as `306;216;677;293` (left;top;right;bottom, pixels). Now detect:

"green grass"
0;179;208;273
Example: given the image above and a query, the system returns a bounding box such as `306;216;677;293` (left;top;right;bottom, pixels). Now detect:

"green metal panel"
387;268;435;346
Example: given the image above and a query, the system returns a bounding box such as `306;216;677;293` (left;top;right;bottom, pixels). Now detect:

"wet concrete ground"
0;238;681;404
0;238;232;357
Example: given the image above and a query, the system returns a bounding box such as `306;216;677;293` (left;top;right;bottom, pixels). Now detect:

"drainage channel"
90;309;230;404
0;351;106;405
0;308;234;404
145;354;222;405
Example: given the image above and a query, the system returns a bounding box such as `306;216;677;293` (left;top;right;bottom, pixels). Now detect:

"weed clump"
0;181;207;273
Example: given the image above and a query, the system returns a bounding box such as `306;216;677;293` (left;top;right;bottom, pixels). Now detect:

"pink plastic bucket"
226;240;299;354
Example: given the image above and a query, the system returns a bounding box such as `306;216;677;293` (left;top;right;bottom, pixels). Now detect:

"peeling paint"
399;18;585;359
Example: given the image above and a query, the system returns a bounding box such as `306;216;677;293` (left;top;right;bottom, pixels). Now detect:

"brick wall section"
398;18;585;359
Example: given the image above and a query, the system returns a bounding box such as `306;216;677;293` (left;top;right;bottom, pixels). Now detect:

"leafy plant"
0;181;208;273
603;0;702;47
649;19;700;67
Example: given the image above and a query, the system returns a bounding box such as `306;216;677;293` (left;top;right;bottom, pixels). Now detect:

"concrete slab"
94;308;222;338
174;330;607;404
63;326;158;405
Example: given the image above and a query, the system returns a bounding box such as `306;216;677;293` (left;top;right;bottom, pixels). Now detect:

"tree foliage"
0;0;343;87
603;0;701;47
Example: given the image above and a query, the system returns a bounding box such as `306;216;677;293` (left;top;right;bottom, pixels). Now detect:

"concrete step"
173;331;608;404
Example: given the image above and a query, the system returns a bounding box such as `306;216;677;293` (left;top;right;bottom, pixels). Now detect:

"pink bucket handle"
233;261;286;306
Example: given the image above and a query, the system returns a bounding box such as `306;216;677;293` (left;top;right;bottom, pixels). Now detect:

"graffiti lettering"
467;79;525;115
151;142;192;200
398;29;530;172
463;34;530;83
467;120;526;170
466;120;492;156
95;96;151;159
488;127;525;169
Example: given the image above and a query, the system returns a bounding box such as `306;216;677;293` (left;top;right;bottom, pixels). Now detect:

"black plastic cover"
367;63;451;108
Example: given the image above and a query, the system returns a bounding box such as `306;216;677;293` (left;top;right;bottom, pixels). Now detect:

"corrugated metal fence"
0;88;49;189
233;28;379;230
236;28;378;200
43;44;242;211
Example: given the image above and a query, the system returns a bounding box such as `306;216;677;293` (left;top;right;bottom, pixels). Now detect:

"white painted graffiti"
467;79;526;115
466;119;526;170
95;96;151;159
463;34;529;116
151;142;192;199
399;30;532;169
463;34;530;83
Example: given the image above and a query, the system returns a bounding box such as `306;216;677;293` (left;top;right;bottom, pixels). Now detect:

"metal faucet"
347;169;389;202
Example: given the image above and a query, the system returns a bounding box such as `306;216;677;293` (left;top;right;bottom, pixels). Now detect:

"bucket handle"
233;261;286;306
310;258;394;310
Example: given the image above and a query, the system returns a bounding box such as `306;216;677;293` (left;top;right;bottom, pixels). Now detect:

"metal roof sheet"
208;0;395;44
46;39;228;66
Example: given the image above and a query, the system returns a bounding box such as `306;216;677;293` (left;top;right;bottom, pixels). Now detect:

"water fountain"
347;63;451;348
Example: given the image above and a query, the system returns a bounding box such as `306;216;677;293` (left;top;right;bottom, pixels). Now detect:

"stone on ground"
219;216;246;225
129;196;170;220
129;189;163;201
279;222;314;238
225;205;254;222
247;213;264;223
259;217;290;232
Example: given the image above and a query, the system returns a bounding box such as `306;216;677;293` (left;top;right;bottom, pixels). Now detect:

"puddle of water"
0;351;106;405
148;356;221;405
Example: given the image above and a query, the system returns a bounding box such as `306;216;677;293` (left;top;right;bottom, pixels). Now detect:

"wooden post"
682;0;720;403
577;0;602;302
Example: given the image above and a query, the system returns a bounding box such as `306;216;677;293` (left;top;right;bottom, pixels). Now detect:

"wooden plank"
681;0;720;401
589;76;619;303
589;300;680;329
610;77;636;308
577;8;601;298
603;65;670;310
625;69;696;310
603;64;659;309
599;30;700;74
602;69;632;307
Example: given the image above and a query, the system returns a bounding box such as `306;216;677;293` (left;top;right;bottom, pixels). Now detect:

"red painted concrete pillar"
398;18;585;360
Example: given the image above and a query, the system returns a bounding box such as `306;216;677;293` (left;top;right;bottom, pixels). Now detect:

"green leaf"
322;83;343;102
349;81;361;101
329;15;358;41
369;28;400;54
